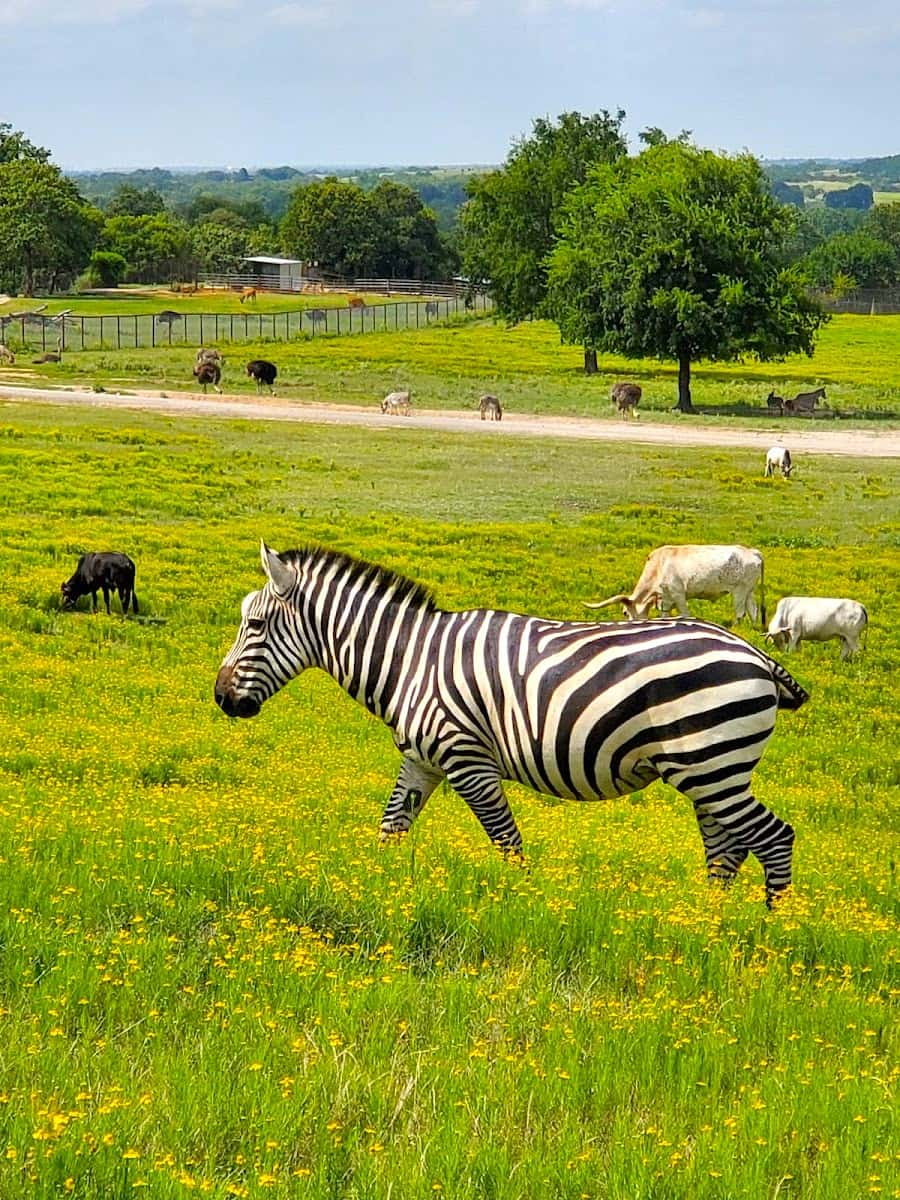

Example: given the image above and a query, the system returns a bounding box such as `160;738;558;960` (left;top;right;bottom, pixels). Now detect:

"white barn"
242;256;305;291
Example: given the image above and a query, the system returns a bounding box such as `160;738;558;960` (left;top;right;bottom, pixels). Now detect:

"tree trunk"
583;347;598;374
675;352;694;412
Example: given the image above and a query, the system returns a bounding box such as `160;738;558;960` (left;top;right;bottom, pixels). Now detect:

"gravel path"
1;382;898;458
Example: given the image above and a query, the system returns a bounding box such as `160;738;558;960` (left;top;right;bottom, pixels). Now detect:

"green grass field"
0;401;897;1198
2;310;900;426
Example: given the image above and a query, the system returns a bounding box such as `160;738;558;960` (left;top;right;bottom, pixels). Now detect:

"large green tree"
803;231;897;290
101;213;193;283
369;180;449;279
0;159;99;294
461;110;626;370
281;178;376;277
0;122;49;165
548;142;826;411
106;184;167;217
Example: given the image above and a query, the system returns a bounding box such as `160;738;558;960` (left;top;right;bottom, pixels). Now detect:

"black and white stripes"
215;543;809;905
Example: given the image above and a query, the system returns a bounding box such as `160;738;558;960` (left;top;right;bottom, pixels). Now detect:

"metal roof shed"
243;256;305;291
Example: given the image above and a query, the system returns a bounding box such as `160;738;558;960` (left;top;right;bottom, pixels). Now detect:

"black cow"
61;552;138;614
246;359;277;392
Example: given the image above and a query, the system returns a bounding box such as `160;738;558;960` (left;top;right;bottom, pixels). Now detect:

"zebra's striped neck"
284;547;439;720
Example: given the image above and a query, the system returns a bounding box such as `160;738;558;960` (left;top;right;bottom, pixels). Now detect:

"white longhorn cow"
585;544;766;626
765;597;867;660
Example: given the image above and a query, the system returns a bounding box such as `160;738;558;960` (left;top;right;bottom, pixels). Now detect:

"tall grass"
0;404;896;1198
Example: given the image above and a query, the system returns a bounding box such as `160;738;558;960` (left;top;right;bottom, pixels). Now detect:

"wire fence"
0;292;493;353
814;287;900;315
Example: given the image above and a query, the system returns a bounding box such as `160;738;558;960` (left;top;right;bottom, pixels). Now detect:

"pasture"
1;309;899;425
0;402;897;1199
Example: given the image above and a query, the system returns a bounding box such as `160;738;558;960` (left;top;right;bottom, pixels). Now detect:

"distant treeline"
68;165;484;231
764;152;900;193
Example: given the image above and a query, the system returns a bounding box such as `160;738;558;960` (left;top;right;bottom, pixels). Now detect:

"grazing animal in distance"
61;551;138;615
766;597;868;660
33;351;62;364
215;542;809;907
424;301;439;318
610;381;641;419
193;360;222;393
306;308;327;326
766;391;785;415
585;544;766;627
381;389;412;416
479;394;502;421
0;344;15;365
347;296;366;309
155;310;182;326
246;359;277;393
238;288;257;304
784;387;826;415
765;446;793;478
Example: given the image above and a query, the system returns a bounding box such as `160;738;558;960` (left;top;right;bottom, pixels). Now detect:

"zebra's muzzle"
215;666;261;719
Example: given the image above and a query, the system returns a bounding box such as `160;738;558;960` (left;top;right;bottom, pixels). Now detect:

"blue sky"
1;0;897;169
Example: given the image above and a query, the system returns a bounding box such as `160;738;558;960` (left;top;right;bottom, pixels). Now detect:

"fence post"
117;315;121;349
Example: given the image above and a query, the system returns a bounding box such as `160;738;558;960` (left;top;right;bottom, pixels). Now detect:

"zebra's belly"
501;753;658;804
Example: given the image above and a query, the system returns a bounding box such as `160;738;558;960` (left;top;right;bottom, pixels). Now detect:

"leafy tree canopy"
101;213;192;283
369;180;452;279
803;231;897;290
0;122;50;165
106;184;166;218
548;141;827;411
281;178;377;277
461;110;627;325
0;159;99;294
824;183;874;211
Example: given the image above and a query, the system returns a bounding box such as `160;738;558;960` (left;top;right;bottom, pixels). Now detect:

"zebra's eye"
246;617;266;634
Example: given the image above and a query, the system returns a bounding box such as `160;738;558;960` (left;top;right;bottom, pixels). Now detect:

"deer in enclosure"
784;387;826;415
610;381;641;419
238;288;258;304
0;344;15;365
479;394;502;421
193;360;222;393
766;391;785;415
348;296;366;309
765;447;793;478
246;359;277;393
381;389;412;416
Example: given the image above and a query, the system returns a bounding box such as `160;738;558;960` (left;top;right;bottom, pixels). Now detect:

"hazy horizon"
2;0;898;170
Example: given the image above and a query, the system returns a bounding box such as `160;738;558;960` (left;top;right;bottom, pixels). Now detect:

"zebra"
215;543;810;906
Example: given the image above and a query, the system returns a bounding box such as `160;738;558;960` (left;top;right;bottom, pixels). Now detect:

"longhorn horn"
583;593;631;611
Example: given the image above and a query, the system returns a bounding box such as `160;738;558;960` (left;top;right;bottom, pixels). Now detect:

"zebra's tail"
766;656;810;711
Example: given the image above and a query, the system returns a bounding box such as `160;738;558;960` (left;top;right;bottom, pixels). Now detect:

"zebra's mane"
280;546;439;613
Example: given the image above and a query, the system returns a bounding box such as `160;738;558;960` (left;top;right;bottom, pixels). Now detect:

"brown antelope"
348;296;366;309
238;288;258;304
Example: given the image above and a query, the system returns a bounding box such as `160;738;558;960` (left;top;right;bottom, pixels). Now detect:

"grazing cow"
766;391;785;415
765;446;793;478
784;387;826;415
610;381;641;419
585;544;766;626
238;288;257;304
479;394;502;421
194;360;222;393
381;389;412;416
424;301;439;318
348;296;366;309
306;308;327;327
246;359;277;392
61;552;138;615
766;597;867;660
0;344;15;365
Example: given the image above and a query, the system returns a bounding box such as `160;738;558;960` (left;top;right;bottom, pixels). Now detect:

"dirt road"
1;382;898;458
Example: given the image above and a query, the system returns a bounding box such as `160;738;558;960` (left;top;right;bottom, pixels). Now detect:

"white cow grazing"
766;597;868;660
585;544;766;626
765;446;792;478
381;389;411;416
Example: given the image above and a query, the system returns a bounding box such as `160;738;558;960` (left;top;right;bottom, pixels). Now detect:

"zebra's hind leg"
698;790;795;908
694;806;749;887
445;764;523;856
380;755;444;841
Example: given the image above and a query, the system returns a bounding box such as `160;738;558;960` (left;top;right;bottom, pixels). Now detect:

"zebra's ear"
260;540;295;597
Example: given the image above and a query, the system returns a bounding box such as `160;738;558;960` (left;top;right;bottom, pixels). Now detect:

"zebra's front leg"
446;764;523;855
380;756;444;841
694;806;749;887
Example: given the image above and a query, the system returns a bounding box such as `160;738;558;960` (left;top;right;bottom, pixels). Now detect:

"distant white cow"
381;389;411;416
585;544;766;626
765;446;793;478
765;597;868;660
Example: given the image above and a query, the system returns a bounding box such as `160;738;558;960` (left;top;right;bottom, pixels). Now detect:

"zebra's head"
215;542;309;719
